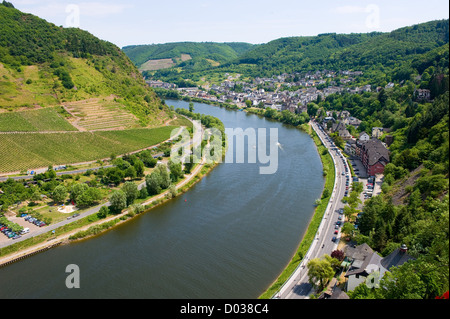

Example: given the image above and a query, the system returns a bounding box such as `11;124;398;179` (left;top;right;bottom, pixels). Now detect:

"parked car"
332;236;337;242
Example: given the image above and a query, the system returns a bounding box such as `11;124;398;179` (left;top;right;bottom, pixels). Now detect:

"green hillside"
0;2;185;173
122;41;255;73
0;2;171;127
148;20;449;85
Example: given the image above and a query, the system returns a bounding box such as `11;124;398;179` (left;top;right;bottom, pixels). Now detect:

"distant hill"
122;42;255;72
0;1;170;127
144;19;449;86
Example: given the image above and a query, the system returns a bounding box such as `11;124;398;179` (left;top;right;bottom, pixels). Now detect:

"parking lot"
0;212;46;245
349;157;368;179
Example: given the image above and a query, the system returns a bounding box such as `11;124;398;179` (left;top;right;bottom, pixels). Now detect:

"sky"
10;0;450;48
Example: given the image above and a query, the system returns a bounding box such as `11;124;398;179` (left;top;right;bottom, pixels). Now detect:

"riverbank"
0;157;218;267
0;115;223;267
258;122;335;299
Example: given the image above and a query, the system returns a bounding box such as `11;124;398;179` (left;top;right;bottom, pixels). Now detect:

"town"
146;69;408;178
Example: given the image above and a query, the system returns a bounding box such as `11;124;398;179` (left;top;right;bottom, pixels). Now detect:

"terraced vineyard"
0;126;177;173
63;97;140;131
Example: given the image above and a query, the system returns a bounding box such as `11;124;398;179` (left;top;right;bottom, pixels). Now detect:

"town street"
277;121;351;299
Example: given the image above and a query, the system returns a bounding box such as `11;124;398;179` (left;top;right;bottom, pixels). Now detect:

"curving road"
276;120;351;299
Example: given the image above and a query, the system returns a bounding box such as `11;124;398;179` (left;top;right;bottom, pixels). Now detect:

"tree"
75;187;102;207
157;164;171;189
122;181;138;206
97;205;109;219
168;184;177;199
124;166;137;180
168;160;183;182
70;183;89;202
341;222;355;238
146;169;162;195
134;159;145;177
307;103;319;117
109;190;127;213
184;155;194;174
331;250;345;262
307;256;336;291
189;102;195;112
52;185;67;203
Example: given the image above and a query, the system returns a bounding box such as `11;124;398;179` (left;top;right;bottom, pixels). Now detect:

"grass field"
0;126;177;173
0;107;77;132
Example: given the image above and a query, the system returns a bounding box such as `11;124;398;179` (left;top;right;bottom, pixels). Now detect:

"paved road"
0;122;203;249
276;121;352;299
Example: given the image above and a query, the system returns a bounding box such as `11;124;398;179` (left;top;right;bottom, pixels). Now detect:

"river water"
0;100;324;299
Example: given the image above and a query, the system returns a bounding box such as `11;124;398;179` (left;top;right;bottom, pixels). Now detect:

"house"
372;127;384;139
344;243;383;292
415;89;431;101
332;122;351;140
359;132;370;142
359;138;390;175
345;116;362;129
344;243;415;292
344;139;357;156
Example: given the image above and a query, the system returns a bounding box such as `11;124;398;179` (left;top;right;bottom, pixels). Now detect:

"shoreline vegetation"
0;112;225;266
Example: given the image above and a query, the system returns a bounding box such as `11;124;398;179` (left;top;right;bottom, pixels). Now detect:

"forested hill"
0;1;168;126
235;19;449;74
122;42;255;74
147;19;449;84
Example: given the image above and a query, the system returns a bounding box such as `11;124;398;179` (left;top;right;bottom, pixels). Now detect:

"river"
0;100;324;299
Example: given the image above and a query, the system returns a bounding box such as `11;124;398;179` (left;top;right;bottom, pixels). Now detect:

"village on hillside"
146;69;423;179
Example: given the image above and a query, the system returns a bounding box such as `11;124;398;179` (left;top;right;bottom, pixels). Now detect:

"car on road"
332;236;337;242
334;230;339;235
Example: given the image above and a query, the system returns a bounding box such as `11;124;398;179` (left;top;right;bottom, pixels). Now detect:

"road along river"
0;100;324;299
